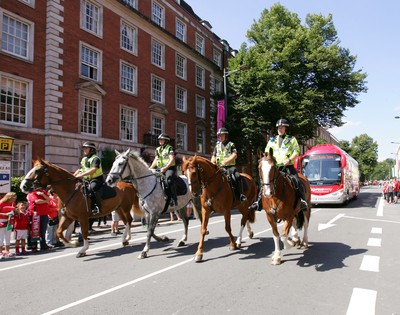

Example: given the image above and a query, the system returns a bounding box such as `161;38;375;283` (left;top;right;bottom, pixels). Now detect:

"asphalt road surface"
1;185;399;315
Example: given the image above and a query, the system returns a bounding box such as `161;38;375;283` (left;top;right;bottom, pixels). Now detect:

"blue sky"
186;0;400;161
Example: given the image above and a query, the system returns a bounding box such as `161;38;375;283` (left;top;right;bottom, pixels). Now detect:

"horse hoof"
229;245;237;251
76;252;86;258
138;252;148;259
177;241;185;247
248;231;254;239
194;255;203;262
271;258;281;265
236;243;242;249
161;236;169;242
122;241;129;246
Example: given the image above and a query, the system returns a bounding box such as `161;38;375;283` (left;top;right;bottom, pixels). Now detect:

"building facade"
0;0;232;175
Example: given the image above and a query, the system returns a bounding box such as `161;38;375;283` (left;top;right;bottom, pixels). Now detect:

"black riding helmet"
217;127;229;135
158;133;170;141
276;119;289;127
82;142;97;150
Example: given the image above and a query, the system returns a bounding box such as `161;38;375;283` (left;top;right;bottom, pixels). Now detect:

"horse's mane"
35;158;73;176
192;155;219;171
123;149;149;168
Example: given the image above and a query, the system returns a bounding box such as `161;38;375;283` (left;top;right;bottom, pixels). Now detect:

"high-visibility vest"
215;141;235;166
156;144;175;168
265;135;300;167
80;154;103;179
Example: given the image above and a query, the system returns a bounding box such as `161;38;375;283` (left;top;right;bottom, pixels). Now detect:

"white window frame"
120;61;137;95
151;1;164;28
151;75;165;104
196;127;206;154
195;33;205;55
80;42;102;83
175;18;186;42
0;72;32;127
176;121;187;150
175;53;186;80
120;20;137;55
80;0;103;38
195;65;205;89
0;9;34;61
79;92;101;136
196;95;205;119
11;141;31;177
151;39;165;68
213;49;222;68
175;86;187;112
121;0;137;9
18;0;35;8
152;115;165;136
120;105;137;142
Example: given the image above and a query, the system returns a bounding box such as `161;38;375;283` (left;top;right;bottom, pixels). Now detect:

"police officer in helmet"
74;142;104;214
211;127;247;202
249;119;308;211
150;133;178;206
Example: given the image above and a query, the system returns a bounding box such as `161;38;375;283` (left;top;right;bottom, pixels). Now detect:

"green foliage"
101;148;117;173
10;176;26;203
225;3;367;155
371;159;394;180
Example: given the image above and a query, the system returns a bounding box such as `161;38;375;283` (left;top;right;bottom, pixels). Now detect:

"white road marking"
376;197;384;217
370;227;382;234
367;238;381;247
360;255;380;272
346;288;377;315
318;213;345;231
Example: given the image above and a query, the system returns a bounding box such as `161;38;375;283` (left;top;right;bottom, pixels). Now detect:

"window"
196;95;205;118
176;86;187;112
151;1;164;27
121;0;137;9
120;106;137;142
212;78;223;93
120;62;137;95
175;53;186;79
80;0;102;37
121;21;137;55
80;94;100;135
195;33;205;55
196;128;205;153
151;39;164;68
195;65;205;89
213;49;222;67
18;0;35;6
175;19;186;42
176;122;187;150
1;11;33;61
151;75;164;104
12;142;29;177
152;115;164;136
80;43;102;82
0;74;31;126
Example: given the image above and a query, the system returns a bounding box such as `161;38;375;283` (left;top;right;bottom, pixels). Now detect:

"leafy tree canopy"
226;3;367;156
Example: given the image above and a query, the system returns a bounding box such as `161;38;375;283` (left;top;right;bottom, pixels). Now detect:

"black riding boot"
298;186;308;211
169;182;178;206
237;176;247;202
91;191;101;214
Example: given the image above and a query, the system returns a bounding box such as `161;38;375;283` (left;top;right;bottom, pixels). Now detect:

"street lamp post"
222;65;248;125
391;142;400;179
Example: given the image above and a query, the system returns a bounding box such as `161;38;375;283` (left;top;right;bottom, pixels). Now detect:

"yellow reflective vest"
265;135;300;167
155;144;175;168
214;141;236;166
80;155;103;179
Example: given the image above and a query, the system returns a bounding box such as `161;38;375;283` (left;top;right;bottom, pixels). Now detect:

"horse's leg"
301;211;310;248
57;215;78;247
246;221;254;239
176;207;188;247
139;212;161;259
235;210;248;248
116;209;132;246
280;219;295;250
265;213;281;265
77;217;89;258
223;210;237;251
194;207;210;262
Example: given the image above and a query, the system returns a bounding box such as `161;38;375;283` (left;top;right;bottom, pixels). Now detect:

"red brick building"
0;0;233;175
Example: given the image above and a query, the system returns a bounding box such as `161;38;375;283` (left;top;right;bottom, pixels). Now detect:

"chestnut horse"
259;149;311;265
182;155;257;262
20;158;143;258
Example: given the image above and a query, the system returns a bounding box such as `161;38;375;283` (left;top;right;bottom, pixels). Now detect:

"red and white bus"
296;144;360;205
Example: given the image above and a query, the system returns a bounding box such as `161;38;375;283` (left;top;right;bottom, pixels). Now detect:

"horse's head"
182;155;202;197
259;148;277;197
106;149;131;187
20;159;51;193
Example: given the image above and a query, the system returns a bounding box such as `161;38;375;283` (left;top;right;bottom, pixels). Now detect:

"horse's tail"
191;195;203;223
296;209;305;230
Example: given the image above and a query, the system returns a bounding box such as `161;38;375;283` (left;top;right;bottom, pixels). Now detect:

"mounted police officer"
211;127;247;202
74;142;104;214
249;119;308;211
150;133;178;206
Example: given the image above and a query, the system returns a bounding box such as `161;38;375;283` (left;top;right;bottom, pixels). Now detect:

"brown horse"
182;155;257;262
20;158;143;257
259;149;311;265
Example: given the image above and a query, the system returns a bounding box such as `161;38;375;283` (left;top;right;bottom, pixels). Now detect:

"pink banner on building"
217;100;225;131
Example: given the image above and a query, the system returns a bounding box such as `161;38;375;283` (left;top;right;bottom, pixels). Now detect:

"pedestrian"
73;142;104;214
149;133;178;206
14;201;30;255
27;187;52;251
211;127;247;202
0;192;17;258
249;118;307;211
46;188;59;247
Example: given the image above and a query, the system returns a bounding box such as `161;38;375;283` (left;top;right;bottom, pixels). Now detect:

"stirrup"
300;199;308;211
249;201;260;211
92;206;101;214
240;194;247;202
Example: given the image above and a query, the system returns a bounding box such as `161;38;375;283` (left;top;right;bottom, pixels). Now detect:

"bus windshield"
301;154;342;185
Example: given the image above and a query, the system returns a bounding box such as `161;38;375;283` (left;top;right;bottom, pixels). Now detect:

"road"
1;186;399;315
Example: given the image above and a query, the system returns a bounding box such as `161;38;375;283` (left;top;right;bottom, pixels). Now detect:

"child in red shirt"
14;202;30;255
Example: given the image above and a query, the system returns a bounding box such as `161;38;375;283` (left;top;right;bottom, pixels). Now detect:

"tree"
348;134;378;181
371;159;393;180
226;4;367;158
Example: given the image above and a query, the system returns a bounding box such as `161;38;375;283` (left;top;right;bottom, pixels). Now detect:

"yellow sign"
0;138;14;153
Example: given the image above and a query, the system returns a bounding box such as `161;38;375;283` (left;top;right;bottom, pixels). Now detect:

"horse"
182;154;257;262
258;148;311;265
105;149;196;259
19;158;143;258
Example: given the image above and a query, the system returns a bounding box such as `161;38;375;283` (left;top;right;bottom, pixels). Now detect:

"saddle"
226;172;247;201
160;176;187;197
